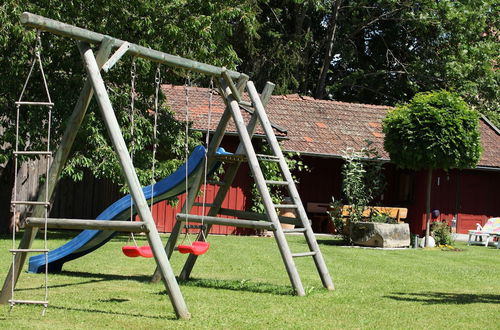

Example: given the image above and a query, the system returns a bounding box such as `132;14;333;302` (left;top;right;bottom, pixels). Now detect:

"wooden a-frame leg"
151;163;206;283
78;42;190;319
0;39;114;304
179;81;275;281
151;79;237;283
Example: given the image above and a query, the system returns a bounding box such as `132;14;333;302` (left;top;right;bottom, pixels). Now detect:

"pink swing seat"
122;245;153;258
178;241;210;256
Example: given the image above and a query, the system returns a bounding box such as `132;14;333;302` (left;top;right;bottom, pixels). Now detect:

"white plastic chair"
468;218;500;247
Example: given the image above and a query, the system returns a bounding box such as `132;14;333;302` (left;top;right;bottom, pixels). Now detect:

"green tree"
0;1;259;232
237;0;499;125
382;90;482;246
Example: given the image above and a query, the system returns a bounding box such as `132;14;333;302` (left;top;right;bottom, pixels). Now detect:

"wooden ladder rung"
176;213;275;230
274;204;298;209
291;251;317;258
282;228;306;233
238;100;252;107
215;154;247;163
265;180;288;185
256;154;279;162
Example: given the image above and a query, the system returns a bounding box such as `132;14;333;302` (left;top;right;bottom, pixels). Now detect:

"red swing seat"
122;245;153;258
178;241;210;256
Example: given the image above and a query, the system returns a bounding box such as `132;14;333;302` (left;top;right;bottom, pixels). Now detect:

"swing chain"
128;59;138;247
150;65;161;208
130;59;137;141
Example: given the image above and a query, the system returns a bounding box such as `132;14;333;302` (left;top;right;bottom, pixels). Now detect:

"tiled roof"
161;84;500;169
160;84;286;137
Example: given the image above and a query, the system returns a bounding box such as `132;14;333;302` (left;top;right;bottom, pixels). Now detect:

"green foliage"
431;221;454;246
0;0;258;190
369;209;397;224
340;141;386;222
237;0;499;126
328;198;349;241
382;90;482;171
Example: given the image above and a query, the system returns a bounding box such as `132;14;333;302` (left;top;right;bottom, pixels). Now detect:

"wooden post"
25;218;149;232
78;42;190;319
151;78;239;284
178;81;276;281
175;213;276;230
0;39;114;304
21;12;241;79
425;168;432;247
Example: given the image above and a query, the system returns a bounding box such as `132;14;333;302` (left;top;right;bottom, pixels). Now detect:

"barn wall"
50;172;123;220
404;169;500;235
45;140;500;236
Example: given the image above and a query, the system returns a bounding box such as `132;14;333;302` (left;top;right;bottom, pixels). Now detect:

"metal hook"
155;65;161;84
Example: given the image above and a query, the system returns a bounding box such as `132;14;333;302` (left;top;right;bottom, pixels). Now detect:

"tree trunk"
0;159;15;234
424;168;432;247
314;0;342;99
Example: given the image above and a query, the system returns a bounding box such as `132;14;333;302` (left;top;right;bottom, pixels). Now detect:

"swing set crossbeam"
20;12;242;80
176;213;276;230
25;217;149;233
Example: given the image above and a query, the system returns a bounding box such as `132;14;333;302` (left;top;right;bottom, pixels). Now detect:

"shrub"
431;221;454;246
340;141;386;223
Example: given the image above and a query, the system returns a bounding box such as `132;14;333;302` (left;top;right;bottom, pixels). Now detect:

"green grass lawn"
0;232;499;329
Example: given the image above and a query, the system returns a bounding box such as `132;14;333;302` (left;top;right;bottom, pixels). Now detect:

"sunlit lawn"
0;232;499;329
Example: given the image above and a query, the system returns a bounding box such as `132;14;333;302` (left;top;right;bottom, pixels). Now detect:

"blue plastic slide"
29;146;230;273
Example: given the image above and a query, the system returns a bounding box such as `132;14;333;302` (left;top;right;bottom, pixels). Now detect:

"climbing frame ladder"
1;12;334;321
9;31;53;313
153;74;335;296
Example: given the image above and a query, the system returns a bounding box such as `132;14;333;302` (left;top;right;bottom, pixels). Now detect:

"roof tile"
161;85;500;169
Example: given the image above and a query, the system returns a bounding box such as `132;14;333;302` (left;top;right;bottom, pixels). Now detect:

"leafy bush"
382;90;482;171
431;221;454;246
328;198;349;241
340;141;386;223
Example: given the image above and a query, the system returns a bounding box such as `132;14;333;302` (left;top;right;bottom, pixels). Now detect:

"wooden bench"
340;206;408;223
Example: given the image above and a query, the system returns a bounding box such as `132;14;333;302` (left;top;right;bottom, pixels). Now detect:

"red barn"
158;85;500;235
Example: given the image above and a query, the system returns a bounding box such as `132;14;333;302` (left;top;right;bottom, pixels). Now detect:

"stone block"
350;222;410;248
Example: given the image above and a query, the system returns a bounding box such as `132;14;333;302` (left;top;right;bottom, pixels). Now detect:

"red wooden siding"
407;169;500;235
151;161;254;234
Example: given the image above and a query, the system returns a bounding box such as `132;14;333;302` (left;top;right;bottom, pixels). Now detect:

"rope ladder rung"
9;299;49;306
11;201;51;206
13;151;52;156
15;101;54;106
10;248;49;253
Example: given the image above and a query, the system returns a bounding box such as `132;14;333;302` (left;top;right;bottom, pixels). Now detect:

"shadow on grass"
15;270;152;291
48;304;175;320
158;278;295;296
316;238;346;246
58;270;152;283
17;271;153;291
385;292;500;305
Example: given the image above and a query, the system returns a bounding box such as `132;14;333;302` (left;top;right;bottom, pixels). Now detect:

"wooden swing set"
1;12;334;320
